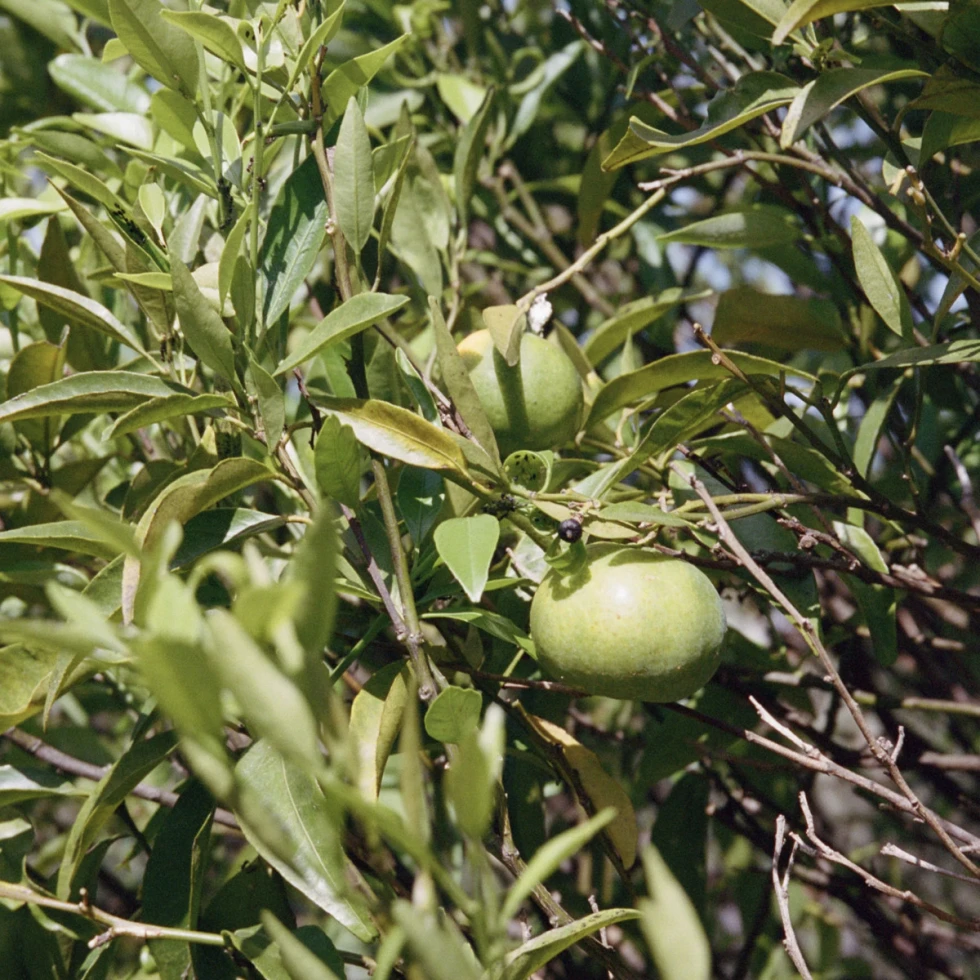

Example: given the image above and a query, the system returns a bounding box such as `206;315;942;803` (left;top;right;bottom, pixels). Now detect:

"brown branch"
2;728;240;830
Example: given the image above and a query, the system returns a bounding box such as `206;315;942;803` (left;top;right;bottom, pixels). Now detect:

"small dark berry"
557;519;582;543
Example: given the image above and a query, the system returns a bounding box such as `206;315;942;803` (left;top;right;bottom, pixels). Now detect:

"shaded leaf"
584;289;710;366
658;205;800;248
334;96;375;253
712;287;845;351
274;293;408;376
781;68;927;147
171;259;237;381
523;713;637;869
57;730;178;898
396;466;445;545
774;0;890;45
260;154;329;327
429;297;500;466
453;86;495;226
603;72;798;169
588;349;814;425
851;216;913;340
314;415;361;508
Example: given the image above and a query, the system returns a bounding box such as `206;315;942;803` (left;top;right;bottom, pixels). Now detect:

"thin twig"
772;815;814;979
2;728;239;830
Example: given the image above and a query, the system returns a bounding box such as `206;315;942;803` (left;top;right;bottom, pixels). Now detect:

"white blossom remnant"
528;294;552;335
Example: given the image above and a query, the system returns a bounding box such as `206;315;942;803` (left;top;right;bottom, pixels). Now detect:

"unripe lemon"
529;544;727;702
457;329;583;457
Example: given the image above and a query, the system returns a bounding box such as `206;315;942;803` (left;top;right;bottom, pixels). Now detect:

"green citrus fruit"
457;329;583;457
529;543;727;702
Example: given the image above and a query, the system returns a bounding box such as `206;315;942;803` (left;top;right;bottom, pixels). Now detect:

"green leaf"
658;205;800;248
597;502;692;528
274;292;408;376
396;466;445;544
7;340;66;453
317;397;470;478
588;349;814;425
781;68;927;147
247;359;285;451
0;766;85;809
0;198;66;223
48;53;150;113
219;208;250;312
483;304;525;367
433;514;500;602
429;297;500;466
834;521;897;666
108;0;198;95
171;260;237;382
160;10;247;73
452;86;495;226
260;154;329;327
921;110;980;166
851;216;913;340
603;72;798;169
391;902;482;980
697;0;793;38
287;504;338;667
235;740;377;942
348;662;408;801
314;415;361;508
258;914;343;980
320;34;408;125
774;0;891;45
207;609;322;770
650;773;709;916
499;808;617;922
36;150;128;213
584;289;709;366
0;0;78;48
132;634;230;793
334;97;375;254
712;287;845;351
107;393;232;438
502;909;643;980
286;3;344;93
852;382;898;479
424;686;482;743
854;338;980;372
57;730;178;898
0;647;74;730
639;844;711;980
0;275;147;355
143;781;214;980
171;509;288;568
0;370;192;426
0;522;122;560
125;458;275;619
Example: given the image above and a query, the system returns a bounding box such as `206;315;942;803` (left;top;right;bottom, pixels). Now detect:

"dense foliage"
1;0;979;977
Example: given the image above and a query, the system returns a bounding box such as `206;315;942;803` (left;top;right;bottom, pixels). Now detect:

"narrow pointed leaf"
171;260;237;381
334;97;375;253
0;276;146;354
274;293;408;376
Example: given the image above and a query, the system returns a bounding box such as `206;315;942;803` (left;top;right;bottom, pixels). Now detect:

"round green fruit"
529;544;727;702
457;329;583;457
